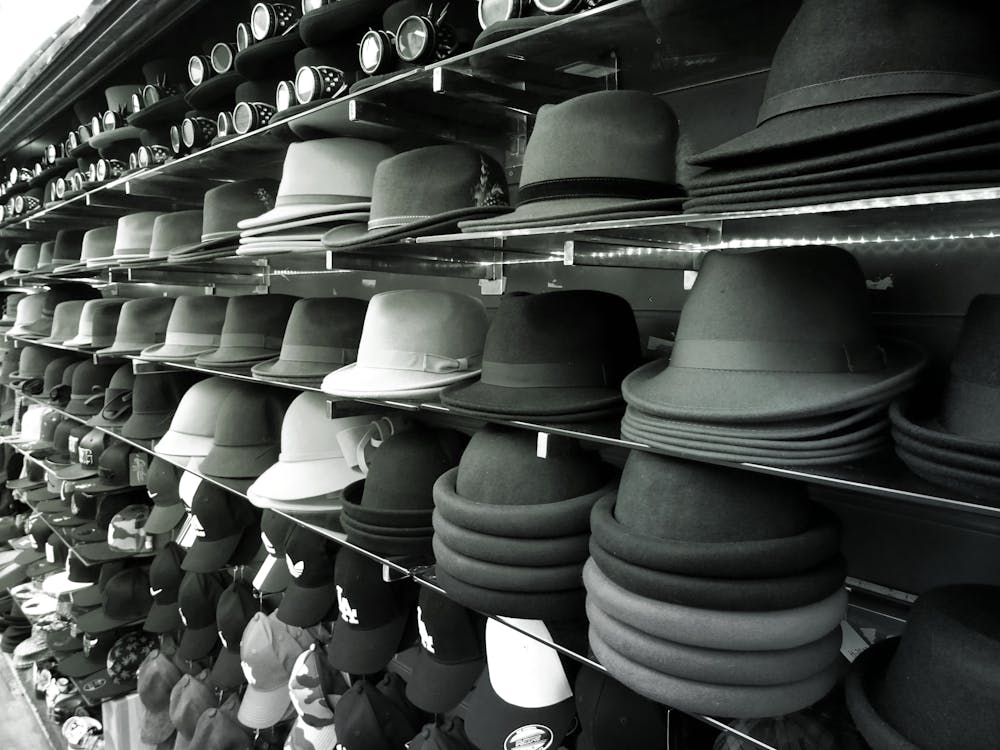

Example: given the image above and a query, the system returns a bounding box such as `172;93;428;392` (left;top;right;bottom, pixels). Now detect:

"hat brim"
276;579;337;627
69;583;103;609
46;513;87;528
432;510;589;566
690;90;1000;168
95;342;152;357
249;357;338;383
55;463;99;481
181;531;245;573
184;71;243;110
844;639;916;750
328;614;409;675
892;428;1000;475
440;378;625;419
144;502;188;535
434;567;585;621
406;648;484;714
894;445;1000;500
199;443;278;480
140;701;176;746
458;197;684;232
340;516;432;557
178;623;219;660
57;651;106;679
237;684;295;730
321;362;480;400
153;430;215;460
42;571;93;596
138;343;217;361
234;33;303;77
247;456;361;506
194;347;279;366
127;94;189;129
88;127;143;151
76;668;138;701
143;601;182;633
323;206;513;250
621;339;925;424
472;16;560;51
74;541;144;563
210;647;245;690
889;399;1000;457
238;203;371;232
166;233;237;260
74;606;137;633
432;537;581;591
238;211;371;240
121;412;176;440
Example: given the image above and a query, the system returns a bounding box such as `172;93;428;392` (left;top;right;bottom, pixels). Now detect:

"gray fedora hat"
690;0;1000;168
96;297;176;356
139;295;229;361
459;90;684;232
193;293;298;367
622;246;926;423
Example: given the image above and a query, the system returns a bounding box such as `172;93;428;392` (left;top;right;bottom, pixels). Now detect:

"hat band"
517;177;683;205
279;344;357;364
276;193;367;207
361;349;481;374
757;70;1000;125
669;339;887;374
164;332;222;347
481;360;609;388
219;333;284;349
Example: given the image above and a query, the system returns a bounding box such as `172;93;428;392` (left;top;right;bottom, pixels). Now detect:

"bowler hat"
121;373;193;440
168;179;279;261
239;139;392;231
461;91;683;231
154;377;254;464
622;246;926;422
138;295;229;361
322;289;488;399
128;59;190;129
88;85;143;150
434;566;585;620
322;145;509;248
148;210;202;260
96;297;176;356
691;0;1000;168
193;293;297;367
63;299;129;349
198;387;291;481
442;291;639;421
251;297;366;383
846;585;1000;750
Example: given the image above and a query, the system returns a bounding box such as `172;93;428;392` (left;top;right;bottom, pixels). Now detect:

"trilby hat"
622;246;926;422
138;295;229;361
154;377;254;464
35;230;86;273
63;298;129;349
168;179;279;261
96;297;176;356
147;210;202;260
193;293;298;367
58;225;115;273
109;212;166;262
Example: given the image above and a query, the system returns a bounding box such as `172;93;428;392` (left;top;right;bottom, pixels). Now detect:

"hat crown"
240;611;313;689
70;361;118;398
361;428;464;512
104;85;142;112
201;179;278;239
217;580;256;647
877;585;1000;748
43;283;101;316
368;145;508;229
278;393;367;461
13;244;40;271
219;292;297;338
163;378;248;441
672;247;882;374
114;212;166;256
111;297;176;343
456;425;611;506
104;567;152;620
614;450;817;542
178;571;226;628
137;650;182;713
149;541;185;600
288;645;337;724
276;138;394;204
107;631;157;683
81;226;116;261
761;0;1000;124
939;294;1000;440
85;300;129;341
48;301;86;341
280;296;367;353
53;230;85;262
129;372;186;415
211;388;287;447
37;242;55;267
149;211;203;258
169;671;214;736
356;289;488;372
519;90;679;191
163;294;229;338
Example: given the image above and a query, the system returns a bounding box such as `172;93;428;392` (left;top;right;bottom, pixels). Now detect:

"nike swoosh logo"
148;492;158;499
149;588;163;596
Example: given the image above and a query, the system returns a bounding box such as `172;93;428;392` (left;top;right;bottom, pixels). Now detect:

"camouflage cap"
107;504;153;552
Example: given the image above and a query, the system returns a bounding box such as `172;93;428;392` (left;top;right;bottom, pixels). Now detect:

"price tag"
129;452;149;486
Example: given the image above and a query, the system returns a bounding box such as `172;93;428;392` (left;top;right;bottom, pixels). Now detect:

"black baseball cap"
144;457;186;534
44;422;91;471
71;560;130;608
328;548;416;675
177;571;226;660
276;525;337;628
406;588;486;714
334;673;422;750
69;489;147;545
210;579;257;690
144;542;186;633
57;627;125;678
71;442;133;495
574;667;667;750
408;718;478;750
75;566;153;632
55;428;109;481
7;454;45;489
181;481;256;573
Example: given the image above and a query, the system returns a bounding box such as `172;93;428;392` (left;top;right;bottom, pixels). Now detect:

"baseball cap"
333;673;422;750
285;642;348;750
168;669;226;750
54;428;109;482
277;525;337;627
209;578;257;690
406;588;486;714
237;610;314;729
74;566;153;632
181;481;257;572
464;618;576;750
42;552;100;596
70;490;148;545
177;571;226;660
70;560;129;609
71;442;133;495
137;647;183;745
328;548;416;675
574;667;668;750
74;503;155;562
143;541;186;633
252;509;295;594
143;457;186;534
189;699;249;749
407;718;478;750
106;630;158;686
57;626;125;678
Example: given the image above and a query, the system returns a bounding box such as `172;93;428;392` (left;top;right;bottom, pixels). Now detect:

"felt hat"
0;293;25;324
106;211;167;263
38;301;86;346
276;525;338;627
88;85;144;150
237;610;314;729
128;58;190;129
63;299;129;349
846;585;1000;750
35;230;86;273
87;364;136;428
167;179;279;261
323;145;509;248
95;297;176;356
622;246;926;423
121;372;193;440
268;45;357;125
210;578;257;689
250;296;366;383
2;244;40;278
193;293;298;367
461;91;683;231
137;647;184;745
299;0;393;46
154;377;252;464
238;139;391;230
9;346;65;390
6;294;47;337
148;210;202;260
199;387;291;482
143;541;186;633
321;289;488;399
234;23;303;82
247;396;378;506
442;290;642;420
690;0;1000;168
177;571;226;660
57;225;116;273
138;294;229;361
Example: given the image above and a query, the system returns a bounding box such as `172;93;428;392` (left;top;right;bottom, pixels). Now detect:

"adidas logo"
286;554;304;579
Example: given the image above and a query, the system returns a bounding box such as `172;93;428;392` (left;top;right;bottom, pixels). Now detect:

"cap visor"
41;572;92;596
276;579;337;628
328;615;407;675
199;444;279;480
178;624;220;660
57;652;105;679
247;457;361;504
144;502;187;535
138;344;218;361
121;412;175;440
181;532;244;573
55;463;98;481
143;602;182;634
74;607;133;633
237;684;294;730
406;650;485;714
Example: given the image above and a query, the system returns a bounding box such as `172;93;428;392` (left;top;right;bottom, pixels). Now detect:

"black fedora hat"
691;0;1000;168
442;290;642;420
623;246;926;423
846;585;1000;750
128;59;190;128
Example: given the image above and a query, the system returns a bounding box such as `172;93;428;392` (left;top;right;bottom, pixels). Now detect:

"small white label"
252;555;277;591
361;279;376;288
683;270;699;290
536;432;549;459
840;621;871;663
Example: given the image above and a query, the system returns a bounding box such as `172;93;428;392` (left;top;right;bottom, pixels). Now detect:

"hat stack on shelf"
432;425;615;620
684;0;1000;213
585;450;847;718
621;246;927;466
890;294;1000;501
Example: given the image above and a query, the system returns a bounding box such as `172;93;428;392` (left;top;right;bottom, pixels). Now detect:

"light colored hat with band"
138;295;229;361
155;377;253;464
110;212;167;262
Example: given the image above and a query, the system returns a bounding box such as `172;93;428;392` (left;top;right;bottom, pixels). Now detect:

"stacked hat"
154;377;252;466
341;427;465;557
144;541;186;632
250;297;367;384
684;1;1000;212
69;442;134;498
432;426;613;619
463;618;577;750
137;647;184;746
69;490;147;547
585;450;847;718
285;641;348;750
192;293;297;369
328;548;416;675
167;179;279;263
177;571;227;660
87;364;136;428
321;289;488;400
441;290;642;422
128;58;190;129
121;372;194;440
138;294;229;361
235;139;392;254
620;247;926;465
183;481;260;571
846;585;1000;749
890;295;1000;501
210;578;257;689
95;296;176;356
334;673;422;750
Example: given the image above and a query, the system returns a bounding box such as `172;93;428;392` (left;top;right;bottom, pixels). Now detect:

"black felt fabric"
890;400;1000;457
431;510;591;566
432;537;584;592
433;567;585;621
894;445;1000;501
892;429;1000;475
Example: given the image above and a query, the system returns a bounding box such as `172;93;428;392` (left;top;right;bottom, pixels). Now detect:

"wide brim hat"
199;443;279;480
247;456;361;506
441;379;626;420
88;126;143;151
323;206;510;251
139;342;219;362
128;94;188;129
238;211;371;239
460;197;683;232
321;362;480;401
844;639;917;750
237;199;370;232
249;354;343;382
